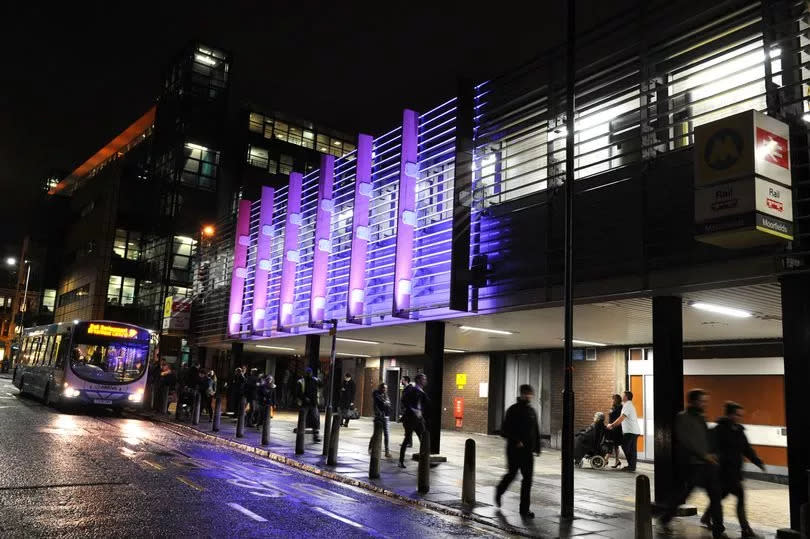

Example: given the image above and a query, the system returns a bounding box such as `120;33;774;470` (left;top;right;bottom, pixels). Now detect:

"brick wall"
441;354;490;433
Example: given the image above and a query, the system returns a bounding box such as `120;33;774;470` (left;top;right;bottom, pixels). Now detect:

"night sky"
0;1;641;243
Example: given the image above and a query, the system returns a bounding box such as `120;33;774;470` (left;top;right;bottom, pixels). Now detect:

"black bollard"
160;385;170;414
212;395;222;432
634;474;653;539
261;405;271;446
369;420;382;479
322;407;333;457
175;385;184;420
327;416;341;465
418;430;431;494
295;408;307;454
236;396;246;438
462;438;476;506
191;391;201;426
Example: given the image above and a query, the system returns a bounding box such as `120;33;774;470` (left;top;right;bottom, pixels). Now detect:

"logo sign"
704;128;744;170
87;323;139;339
755;127;788;170
754;179;792;220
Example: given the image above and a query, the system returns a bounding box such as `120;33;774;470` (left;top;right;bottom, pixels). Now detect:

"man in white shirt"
607;390;641;472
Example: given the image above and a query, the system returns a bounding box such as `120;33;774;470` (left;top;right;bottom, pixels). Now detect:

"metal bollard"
295;408;307;454
418;430;431;494
236;396;246;438
161;385;170;414
327;416;341;465
175;386;184;420
462;438;476;506
261;405;271;446
322;407;333;457
191;391;201;425
634;474;653;539
369;420;382;479
212;395;222;432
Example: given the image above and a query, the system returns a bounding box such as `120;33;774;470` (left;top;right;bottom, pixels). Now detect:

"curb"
140;412;533;537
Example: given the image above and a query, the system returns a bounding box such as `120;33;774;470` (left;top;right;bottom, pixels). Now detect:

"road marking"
227;502;267;522
141;460;164;470
313;507;364;529
176;475;205;491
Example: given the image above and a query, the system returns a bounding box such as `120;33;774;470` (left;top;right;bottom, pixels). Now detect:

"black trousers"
496;446;534;515
662;463;724;534
399;415;426;463
303;405;320;437
701;479;749;530
622;433;639;470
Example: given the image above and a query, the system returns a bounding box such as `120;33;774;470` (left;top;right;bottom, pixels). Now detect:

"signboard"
162;296;191;331
87;323;140;339
455;373;467;389
695;178;793;223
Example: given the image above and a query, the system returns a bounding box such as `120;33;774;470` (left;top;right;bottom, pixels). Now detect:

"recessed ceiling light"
256;345;296;351
568;339;607;347
458;325;513;335
690;302;752;318
444;348;466;353
336;352;371;358
336;337;380;345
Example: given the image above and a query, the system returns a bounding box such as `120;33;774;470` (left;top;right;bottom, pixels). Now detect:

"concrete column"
304;334;321;376
652;296;683;506
424;321;445;454
230;342;243;373
780;274;810;530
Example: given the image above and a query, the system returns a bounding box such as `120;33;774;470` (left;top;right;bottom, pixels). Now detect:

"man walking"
606;390;641;472
700;401;765;538
495;384;541;519
659;388;725;538
339;372;356;427
398;373;429;468
296;367;322;443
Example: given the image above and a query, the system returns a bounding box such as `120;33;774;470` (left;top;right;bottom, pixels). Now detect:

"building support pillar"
304;334;321;376
780;274;810;531
652;296;684;506
424;321;445;455
230;342;244;373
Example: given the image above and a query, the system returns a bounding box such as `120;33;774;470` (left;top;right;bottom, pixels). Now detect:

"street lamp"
201;225;215;238
6;257;16;267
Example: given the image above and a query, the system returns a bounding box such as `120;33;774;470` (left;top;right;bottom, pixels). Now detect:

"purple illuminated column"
252;186;275;333
346;134;374;323
228;198;252;335
309;154;335;327
277;172;303;331
392;109;419;318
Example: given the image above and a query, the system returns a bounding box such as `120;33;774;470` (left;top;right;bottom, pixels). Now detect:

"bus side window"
52;336;64;368
44;336;55;367
30;337;42;366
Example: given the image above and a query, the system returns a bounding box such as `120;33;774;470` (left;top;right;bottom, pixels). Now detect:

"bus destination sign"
86;323;140;339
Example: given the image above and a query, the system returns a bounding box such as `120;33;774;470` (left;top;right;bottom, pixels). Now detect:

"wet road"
0;376;504;538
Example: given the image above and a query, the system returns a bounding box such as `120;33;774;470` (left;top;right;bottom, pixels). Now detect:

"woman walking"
607;394;624;468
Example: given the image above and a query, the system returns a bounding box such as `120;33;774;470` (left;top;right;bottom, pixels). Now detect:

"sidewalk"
143;407;787;538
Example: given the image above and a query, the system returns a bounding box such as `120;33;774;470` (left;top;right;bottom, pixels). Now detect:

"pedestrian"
280;369;291;408
245;368;260;427
659;388;725;538
227;367;245;416
296;367;322;443
368;383;392;458
606;390;641;472
256;375;276;429
699;401;765;538
495;384;541;519
339;373;356;427
398;373;429;468
606;393;624;468
203;370;217;418
399;375;413;448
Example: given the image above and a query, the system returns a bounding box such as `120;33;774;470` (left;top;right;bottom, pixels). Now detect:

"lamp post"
7;257;31;369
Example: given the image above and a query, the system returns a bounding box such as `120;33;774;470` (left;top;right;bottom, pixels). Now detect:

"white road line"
313;507;364;529
227;502;267;522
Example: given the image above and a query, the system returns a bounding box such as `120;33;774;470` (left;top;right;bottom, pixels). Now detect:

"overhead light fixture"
194;53;217;66
690;302;752;318
185;142;210;152
803;113;810;124
256;345;296;351
458;325;513;335
336;337;380;345
5;257;16;266
336;352;371;358
444;348;466;354
568;339;607;347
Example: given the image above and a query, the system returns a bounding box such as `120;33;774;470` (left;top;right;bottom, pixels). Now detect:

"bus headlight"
63;386;80;398
127;389;144;402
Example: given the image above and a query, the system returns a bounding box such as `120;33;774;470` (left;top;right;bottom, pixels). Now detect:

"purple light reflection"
392;109;419;318
277;172;303;331
309;154;335;327
228;198;252;335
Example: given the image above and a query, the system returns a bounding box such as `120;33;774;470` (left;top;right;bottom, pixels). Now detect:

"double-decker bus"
12;320;155;409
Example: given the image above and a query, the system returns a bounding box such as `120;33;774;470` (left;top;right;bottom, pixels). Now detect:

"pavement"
143;403;791;538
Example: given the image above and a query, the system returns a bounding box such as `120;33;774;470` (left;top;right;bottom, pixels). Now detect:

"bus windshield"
69;340;148;384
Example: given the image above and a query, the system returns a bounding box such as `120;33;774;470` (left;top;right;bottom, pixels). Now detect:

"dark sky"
0;1;639;243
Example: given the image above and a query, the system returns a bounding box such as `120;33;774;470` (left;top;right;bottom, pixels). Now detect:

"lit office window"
288;126;303;146
316;134;330;153
182;142;219;190
263;118;274;139
107;275;122;305
279;154;294;176
249;113;263;133
274;121;289;143
113;229;142;260
171;236;196;281
330;139;343;157
302;130;315;149
42;289;56;312
247;146;269;169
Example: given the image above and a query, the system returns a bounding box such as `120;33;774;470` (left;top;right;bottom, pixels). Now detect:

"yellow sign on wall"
163;296;173;319
455;373;467;389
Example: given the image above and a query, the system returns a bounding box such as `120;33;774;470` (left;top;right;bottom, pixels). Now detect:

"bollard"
801;502;809;538
369;421;382;479
634;474;653;539
236;396;246;438
418;430;431;494
160;385;170;414
175;386;184;420
322;407;333;457
191;391;201;425
295;408;307;454
261;405;271;446
327;416;341;465
462;438;476;506
212;395;222;432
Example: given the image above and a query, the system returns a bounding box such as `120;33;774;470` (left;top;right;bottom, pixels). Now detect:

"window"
249;112;263;133
181;142;220;190
113;229;142;260
279;154;294;176
108;275;136;306
171;236;196;281
58;284;90;308
316;134;330;153
288;126;303;146
263;117;274;139
247;146;269;169
274;121;289;143
302;130;315;149
42;289;56;312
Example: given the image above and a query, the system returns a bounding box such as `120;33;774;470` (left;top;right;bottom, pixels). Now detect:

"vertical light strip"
228;198;252;335
309;154;335;327
347;133;373;323
277;172;303;331
252;186;275;333
392;109;419;318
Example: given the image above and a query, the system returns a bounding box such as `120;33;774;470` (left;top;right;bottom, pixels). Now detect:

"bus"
12;320;156;410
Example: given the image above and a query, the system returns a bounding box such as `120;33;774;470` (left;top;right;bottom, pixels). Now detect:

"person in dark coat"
699;401;765;538
296;368;322;442
495;384;542;519
368;383;392;458
659;388;725;539
398;373;429;468
256;375;276;429
606;393;624;468
339;373;356;427
227;368;245;415
245;369;261;427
